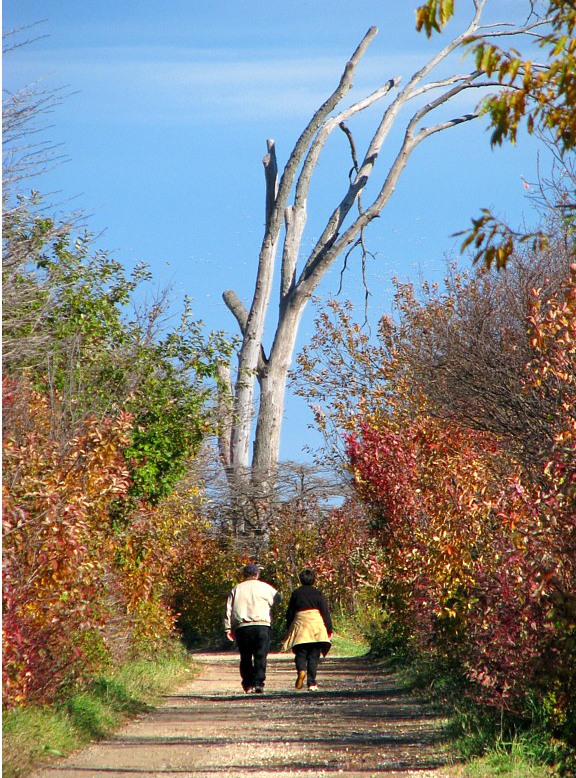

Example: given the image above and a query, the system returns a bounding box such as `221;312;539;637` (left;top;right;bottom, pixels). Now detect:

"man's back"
224;567;281;694
227;578;279;630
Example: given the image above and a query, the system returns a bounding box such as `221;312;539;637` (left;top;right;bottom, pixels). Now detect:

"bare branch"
339;122;360;181
262;139;278;234
293;79;400;216
475;19;549;38
222;289;250;334
298;70;498;295
222;289;268;375
280;78;398;300
406;71;483;101
270;26;379;241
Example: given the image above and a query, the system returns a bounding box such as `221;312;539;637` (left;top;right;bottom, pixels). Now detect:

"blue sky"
4;0;547;462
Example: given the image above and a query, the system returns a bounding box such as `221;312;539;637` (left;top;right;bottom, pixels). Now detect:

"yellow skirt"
282;609;332;656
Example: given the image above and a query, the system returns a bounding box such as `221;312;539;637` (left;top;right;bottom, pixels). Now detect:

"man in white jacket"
225;563;281;693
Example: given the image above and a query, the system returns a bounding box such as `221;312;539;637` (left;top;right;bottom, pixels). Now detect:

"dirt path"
32;652;454;778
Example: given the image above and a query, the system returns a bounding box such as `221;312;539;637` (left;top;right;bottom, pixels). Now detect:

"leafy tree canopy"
3;194;235;503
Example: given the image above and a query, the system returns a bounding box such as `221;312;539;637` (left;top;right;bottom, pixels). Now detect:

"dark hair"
243;563;259;578
299;568;315;586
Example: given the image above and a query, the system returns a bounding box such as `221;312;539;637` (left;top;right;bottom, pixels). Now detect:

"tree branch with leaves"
417;0;576;267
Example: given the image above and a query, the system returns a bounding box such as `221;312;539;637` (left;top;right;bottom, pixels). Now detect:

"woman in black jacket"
282;569;332;691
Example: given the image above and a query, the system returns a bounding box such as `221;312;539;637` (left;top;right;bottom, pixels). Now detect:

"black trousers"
235;625;271;690
293;642;322;686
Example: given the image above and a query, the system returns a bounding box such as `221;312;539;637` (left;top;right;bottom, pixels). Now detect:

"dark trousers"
293;642;322;687
235;625;270;690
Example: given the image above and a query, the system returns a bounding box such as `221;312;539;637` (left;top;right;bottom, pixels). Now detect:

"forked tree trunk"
216;5;538;523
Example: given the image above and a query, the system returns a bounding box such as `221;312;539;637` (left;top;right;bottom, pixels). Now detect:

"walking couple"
224;564;333;693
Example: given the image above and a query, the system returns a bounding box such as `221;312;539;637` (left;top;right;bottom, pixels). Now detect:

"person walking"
225;563;281;694
282;568;332;692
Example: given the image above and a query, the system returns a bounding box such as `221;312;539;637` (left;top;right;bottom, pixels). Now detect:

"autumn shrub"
347;415;514;654
2;195;233;706
347;411;575;752
109;491;204;654
314;501;384;616
262;497;324;592
2;376;135;705
2;377;215;706
463;268;576;741
166;504;242;648
296;248;574;760
258;495;384;648
2;74;234;710
344;266;576;753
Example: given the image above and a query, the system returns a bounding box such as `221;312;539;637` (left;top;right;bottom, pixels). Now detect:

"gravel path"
32;652;454;778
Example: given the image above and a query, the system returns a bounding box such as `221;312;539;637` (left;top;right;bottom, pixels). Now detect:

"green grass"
2;647;199;778
452;738;558;777
330;615;370;657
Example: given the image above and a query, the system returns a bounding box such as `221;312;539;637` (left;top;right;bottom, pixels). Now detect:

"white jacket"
225;578;281;635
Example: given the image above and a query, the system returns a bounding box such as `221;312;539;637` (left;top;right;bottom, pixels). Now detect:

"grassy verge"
330;613;370;657
449;742;559;778
3;646;199;778
377;654;564;778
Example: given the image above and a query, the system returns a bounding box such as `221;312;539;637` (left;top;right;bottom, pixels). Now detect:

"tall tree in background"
217;2;546;517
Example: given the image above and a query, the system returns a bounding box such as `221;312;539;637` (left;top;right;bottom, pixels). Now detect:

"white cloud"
6;44;488;126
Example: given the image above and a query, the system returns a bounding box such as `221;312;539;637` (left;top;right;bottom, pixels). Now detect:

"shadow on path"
32;653;452;778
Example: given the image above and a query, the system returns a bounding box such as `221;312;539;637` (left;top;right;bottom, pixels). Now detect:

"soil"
31;651;456;778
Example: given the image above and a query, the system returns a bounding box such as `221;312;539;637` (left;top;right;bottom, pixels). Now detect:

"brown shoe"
295;670;306;690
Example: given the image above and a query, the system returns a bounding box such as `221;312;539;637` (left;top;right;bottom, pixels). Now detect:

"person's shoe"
295;670;306;690
308;685;319;692
244;687;255;694
253;686;264;693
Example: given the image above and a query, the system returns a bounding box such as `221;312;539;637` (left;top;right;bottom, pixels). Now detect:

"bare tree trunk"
218;4;542;518
252;299;307;480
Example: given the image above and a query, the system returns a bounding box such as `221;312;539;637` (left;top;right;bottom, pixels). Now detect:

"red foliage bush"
345;269;576;724
263;496;383;617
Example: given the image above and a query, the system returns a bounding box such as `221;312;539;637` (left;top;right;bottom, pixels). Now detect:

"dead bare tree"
216;2;545;514
187;442;348;551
